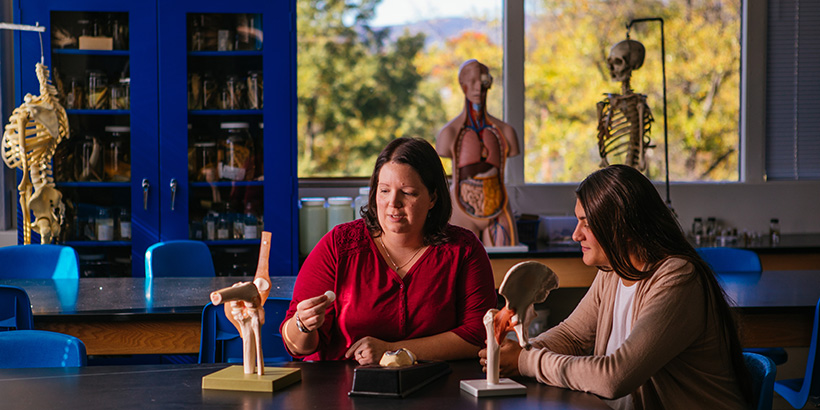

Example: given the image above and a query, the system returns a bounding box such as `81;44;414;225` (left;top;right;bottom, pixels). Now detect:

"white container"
327;196;354;231
299;197;327;256
353;187;370;219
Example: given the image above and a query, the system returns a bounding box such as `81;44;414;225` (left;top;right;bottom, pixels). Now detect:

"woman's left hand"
478;338;523;377
345;336;393;365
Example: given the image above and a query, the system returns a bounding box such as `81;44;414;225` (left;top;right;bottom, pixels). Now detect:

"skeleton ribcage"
596;93;654;170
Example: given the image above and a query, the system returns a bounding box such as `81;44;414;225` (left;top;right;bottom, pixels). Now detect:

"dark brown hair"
361;137;452;245
576;164;752;405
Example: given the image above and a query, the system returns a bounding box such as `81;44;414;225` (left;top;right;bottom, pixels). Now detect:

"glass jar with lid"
327;196;354;231
221;75;244;110
110;77;130;110
299;197;326;256
87;70;109;109
190;134;218;182
75;134;103;181
246;70;263;109
104;126;130;182
218;122;254;181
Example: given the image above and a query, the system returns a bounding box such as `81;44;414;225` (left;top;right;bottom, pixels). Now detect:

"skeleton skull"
607;39;646;82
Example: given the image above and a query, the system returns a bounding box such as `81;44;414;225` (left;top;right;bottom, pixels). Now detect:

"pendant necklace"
379;236;424;272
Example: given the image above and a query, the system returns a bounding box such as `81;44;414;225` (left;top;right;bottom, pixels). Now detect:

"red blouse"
282;219;497;361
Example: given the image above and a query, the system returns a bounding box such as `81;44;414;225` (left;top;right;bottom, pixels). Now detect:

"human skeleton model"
596;39;654;171
210;231;273;375
2;63;69;244
484;261;558;385
436;59;520;247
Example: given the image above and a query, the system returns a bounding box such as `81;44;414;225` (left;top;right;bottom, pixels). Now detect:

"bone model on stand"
2;62;70;244
596;38;655;171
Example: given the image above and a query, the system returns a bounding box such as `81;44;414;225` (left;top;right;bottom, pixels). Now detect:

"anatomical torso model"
436;59;520;247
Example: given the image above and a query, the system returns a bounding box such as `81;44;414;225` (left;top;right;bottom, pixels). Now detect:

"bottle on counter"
96;207;114;241
769;218;781;246
299;197;326;256
327;196;354;232
692;217;703;245
353;187;369;219
118;208;131;240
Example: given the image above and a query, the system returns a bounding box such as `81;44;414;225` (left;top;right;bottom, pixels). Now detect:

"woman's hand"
345;336;394;365
294;292;334;333
478;338;523;377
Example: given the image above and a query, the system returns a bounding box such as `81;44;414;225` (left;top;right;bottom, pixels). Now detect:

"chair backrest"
0;330;86;368
744;351;776;410
199;297;292;365
0;245;79;279
0;285;34;331
803;297;820;400
696;247;762;273
145;240;216;278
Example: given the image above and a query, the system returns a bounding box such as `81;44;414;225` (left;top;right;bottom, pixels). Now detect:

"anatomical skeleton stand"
596;39;654;171
2;63;69;244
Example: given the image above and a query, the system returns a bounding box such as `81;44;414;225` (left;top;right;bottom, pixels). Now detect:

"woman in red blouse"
281;137;497;363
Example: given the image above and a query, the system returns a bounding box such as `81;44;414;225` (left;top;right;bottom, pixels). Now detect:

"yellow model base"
202;365;301;392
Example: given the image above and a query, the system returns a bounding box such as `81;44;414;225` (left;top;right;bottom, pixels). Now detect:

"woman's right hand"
294;292;334;332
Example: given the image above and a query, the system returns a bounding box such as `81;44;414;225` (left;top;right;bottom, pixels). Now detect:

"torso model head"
458;59;493;108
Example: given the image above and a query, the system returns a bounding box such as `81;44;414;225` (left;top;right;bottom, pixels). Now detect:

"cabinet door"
157;0;297;276
14;0;159;277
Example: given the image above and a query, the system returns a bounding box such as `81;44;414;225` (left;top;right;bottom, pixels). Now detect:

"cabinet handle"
142;179;150;210
169;178;178;211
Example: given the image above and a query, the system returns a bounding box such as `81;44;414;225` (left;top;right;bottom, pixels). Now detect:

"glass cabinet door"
158;1;297;276
15;0;159;277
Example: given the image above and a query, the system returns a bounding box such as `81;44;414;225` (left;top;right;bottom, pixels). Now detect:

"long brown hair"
362;137;452;245
576;165;753;404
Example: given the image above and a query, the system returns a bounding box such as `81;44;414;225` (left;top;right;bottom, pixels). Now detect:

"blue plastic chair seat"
0;329;87;368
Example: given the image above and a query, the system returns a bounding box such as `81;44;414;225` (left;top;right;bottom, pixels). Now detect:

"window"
296;1;743;183
524;0;741;183
297;0;503;178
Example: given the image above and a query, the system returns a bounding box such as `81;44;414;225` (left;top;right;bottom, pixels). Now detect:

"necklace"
379;236;425;272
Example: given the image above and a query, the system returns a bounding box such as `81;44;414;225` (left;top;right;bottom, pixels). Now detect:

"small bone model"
485;261;558;385
209;231;273;375
2;63;69;244
378;348;417;368
596;39;654;171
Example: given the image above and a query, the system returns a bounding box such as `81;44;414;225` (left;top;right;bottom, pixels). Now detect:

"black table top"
0;276;297;319
0;360;609;410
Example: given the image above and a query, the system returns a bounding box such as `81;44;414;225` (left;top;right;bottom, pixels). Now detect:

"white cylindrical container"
327;196;354;232
353;187;370;219
299;197;327;256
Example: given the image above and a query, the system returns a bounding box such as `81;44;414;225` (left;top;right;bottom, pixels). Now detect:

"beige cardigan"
518;258;747;410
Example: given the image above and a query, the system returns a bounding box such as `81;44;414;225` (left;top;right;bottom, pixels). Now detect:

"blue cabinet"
13;0;297;277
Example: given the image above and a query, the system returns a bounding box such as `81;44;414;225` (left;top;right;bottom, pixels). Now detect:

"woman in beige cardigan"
481;165;752;410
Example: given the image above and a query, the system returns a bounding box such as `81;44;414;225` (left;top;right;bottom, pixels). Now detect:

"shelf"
188;109;262;116
66;109;130;115
53;49;130;56
188;50;263;57
189;181;264;188
56;182;131;188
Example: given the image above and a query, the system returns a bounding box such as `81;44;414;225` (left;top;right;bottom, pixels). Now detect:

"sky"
371;0;500;26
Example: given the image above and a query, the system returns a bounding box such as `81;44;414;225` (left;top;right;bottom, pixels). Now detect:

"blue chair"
145;240;215;278
744;352;776;410
696;247;762;273
0;245;79;279
199;297;292;365
697;247;788;366
0;329;86;368
773;297;820;408
0;285;34;331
